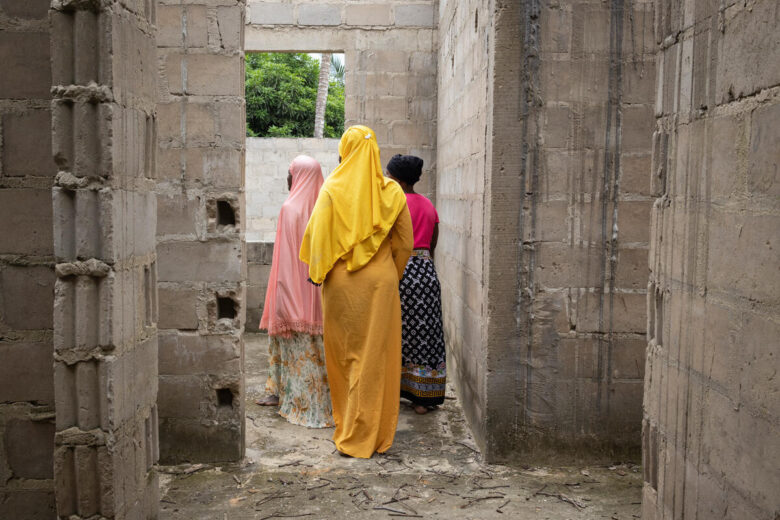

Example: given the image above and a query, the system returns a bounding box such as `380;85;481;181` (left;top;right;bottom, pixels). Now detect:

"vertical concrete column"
156;0;246;463
437;0;655;461
49;0;160;518
0;1;57;517
643;0;780;517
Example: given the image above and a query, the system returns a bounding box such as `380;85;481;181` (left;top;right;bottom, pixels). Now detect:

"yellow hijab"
300;125;407;284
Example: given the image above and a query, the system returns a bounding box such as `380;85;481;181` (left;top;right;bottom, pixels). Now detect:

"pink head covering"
260;155;324;336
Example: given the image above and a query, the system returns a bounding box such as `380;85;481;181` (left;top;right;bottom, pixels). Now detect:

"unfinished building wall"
438;0;655;461
0;1;56;517
642;0;780;518
48;0;160;517
245;0;437;200
156;0;247;463
246;137;339;243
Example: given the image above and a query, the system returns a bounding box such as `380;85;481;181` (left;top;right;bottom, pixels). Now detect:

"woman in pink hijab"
257;155;333;428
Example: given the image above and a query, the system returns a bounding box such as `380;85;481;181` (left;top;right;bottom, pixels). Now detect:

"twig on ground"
455;441;480;453
278;460;304;468
258;513;313;520
460;495;506;508
496;499;510;513
533;490;586;510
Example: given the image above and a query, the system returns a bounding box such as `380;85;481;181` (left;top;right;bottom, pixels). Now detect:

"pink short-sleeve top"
405;193;439;250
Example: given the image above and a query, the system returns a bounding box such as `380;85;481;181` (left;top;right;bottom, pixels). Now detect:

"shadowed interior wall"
0;0;56;516
155;0;247;463
437;0;655;461
48;0;161;517
642;0;780;517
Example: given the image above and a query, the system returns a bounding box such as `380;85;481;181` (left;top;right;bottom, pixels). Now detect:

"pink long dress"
259;155;333;428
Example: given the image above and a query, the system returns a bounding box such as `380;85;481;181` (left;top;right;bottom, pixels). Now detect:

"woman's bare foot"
413;405;428;415
256;395;279;406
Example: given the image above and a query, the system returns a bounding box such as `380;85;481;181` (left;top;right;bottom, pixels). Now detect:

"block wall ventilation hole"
217;200;236;227
217;388;234;407
217;297;237;319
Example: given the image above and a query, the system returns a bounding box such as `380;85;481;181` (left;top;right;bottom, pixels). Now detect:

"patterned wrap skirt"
265;332;335;428
399;250;446;407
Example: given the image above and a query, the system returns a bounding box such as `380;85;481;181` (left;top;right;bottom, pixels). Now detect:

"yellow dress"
322;205;413;458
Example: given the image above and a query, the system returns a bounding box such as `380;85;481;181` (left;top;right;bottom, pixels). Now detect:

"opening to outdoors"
245;52;345;138
244;52;345;244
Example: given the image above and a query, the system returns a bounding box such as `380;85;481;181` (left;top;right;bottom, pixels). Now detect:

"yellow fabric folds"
300;125;407;284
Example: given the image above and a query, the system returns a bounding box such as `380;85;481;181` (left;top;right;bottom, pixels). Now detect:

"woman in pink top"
386;154;446;415
257;155;333;428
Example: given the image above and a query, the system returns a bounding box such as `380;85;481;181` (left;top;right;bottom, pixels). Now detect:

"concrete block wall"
438;0;655;462
48;0;161;518
435;0;491;454
245;242;273;333
642;0;780;518
0;1;57;517
156;0;247;463
244;0;438;201
246;137;339;242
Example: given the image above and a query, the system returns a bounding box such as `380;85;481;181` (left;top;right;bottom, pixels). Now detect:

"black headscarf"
386;154;424;185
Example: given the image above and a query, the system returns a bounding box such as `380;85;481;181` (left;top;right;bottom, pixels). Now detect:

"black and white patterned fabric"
399;254;446;406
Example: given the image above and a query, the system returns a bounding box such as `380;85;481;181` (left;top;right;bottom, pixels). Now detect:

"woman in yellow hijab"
300;125;413;458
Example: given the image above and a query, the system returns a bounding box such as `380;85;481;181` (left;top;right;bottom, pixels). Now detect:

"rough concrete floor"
159;334;642;519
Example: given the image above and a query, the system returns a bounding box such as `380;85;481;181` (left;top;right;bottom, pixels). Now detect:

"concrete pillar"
49;0;160;517
0;0;57;516
156;0;247;463
437;0;655;461
642;0;780;517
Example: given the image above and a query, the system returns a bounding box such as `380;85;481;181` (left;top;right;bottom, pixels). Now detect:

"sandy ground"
159;333;642;520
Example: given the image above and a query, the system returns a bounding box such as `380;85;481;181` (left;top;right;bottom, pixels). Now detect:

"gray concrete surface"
159;334;642;519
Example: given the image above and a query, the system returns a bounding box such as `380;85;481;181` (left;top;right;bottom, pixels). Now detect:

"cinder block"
394;4;434;27
0;339;54;403
540;5;572;53
185;5;208;48
0;0;48;19
0;31;50;99
156;5;183;47
158;417;242;464
611;337;647;380
715;0;780;103
0;489;57;519
157;240;243;283
182;54;242;96
217;6;243;51
157;375;213;419
535;244;601;288
5;419;55;479
345;4;391;26
159;332;240;375
158;287;200;330
157;194;200;236
391;121;431;146
1;110;55;177
576;292;647;333
0;265;54;330
249;2;294;25
184;102;216;145
748;102;780;198
297;4;341;26
0;189;53;256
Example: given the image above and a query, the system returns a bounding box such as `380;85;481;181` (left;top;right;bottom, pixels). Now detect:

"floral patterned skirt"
265;333;334;428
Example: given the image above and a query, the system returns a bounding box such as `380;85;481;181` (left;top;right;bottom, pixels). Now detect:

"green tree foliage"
245;52;345;138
